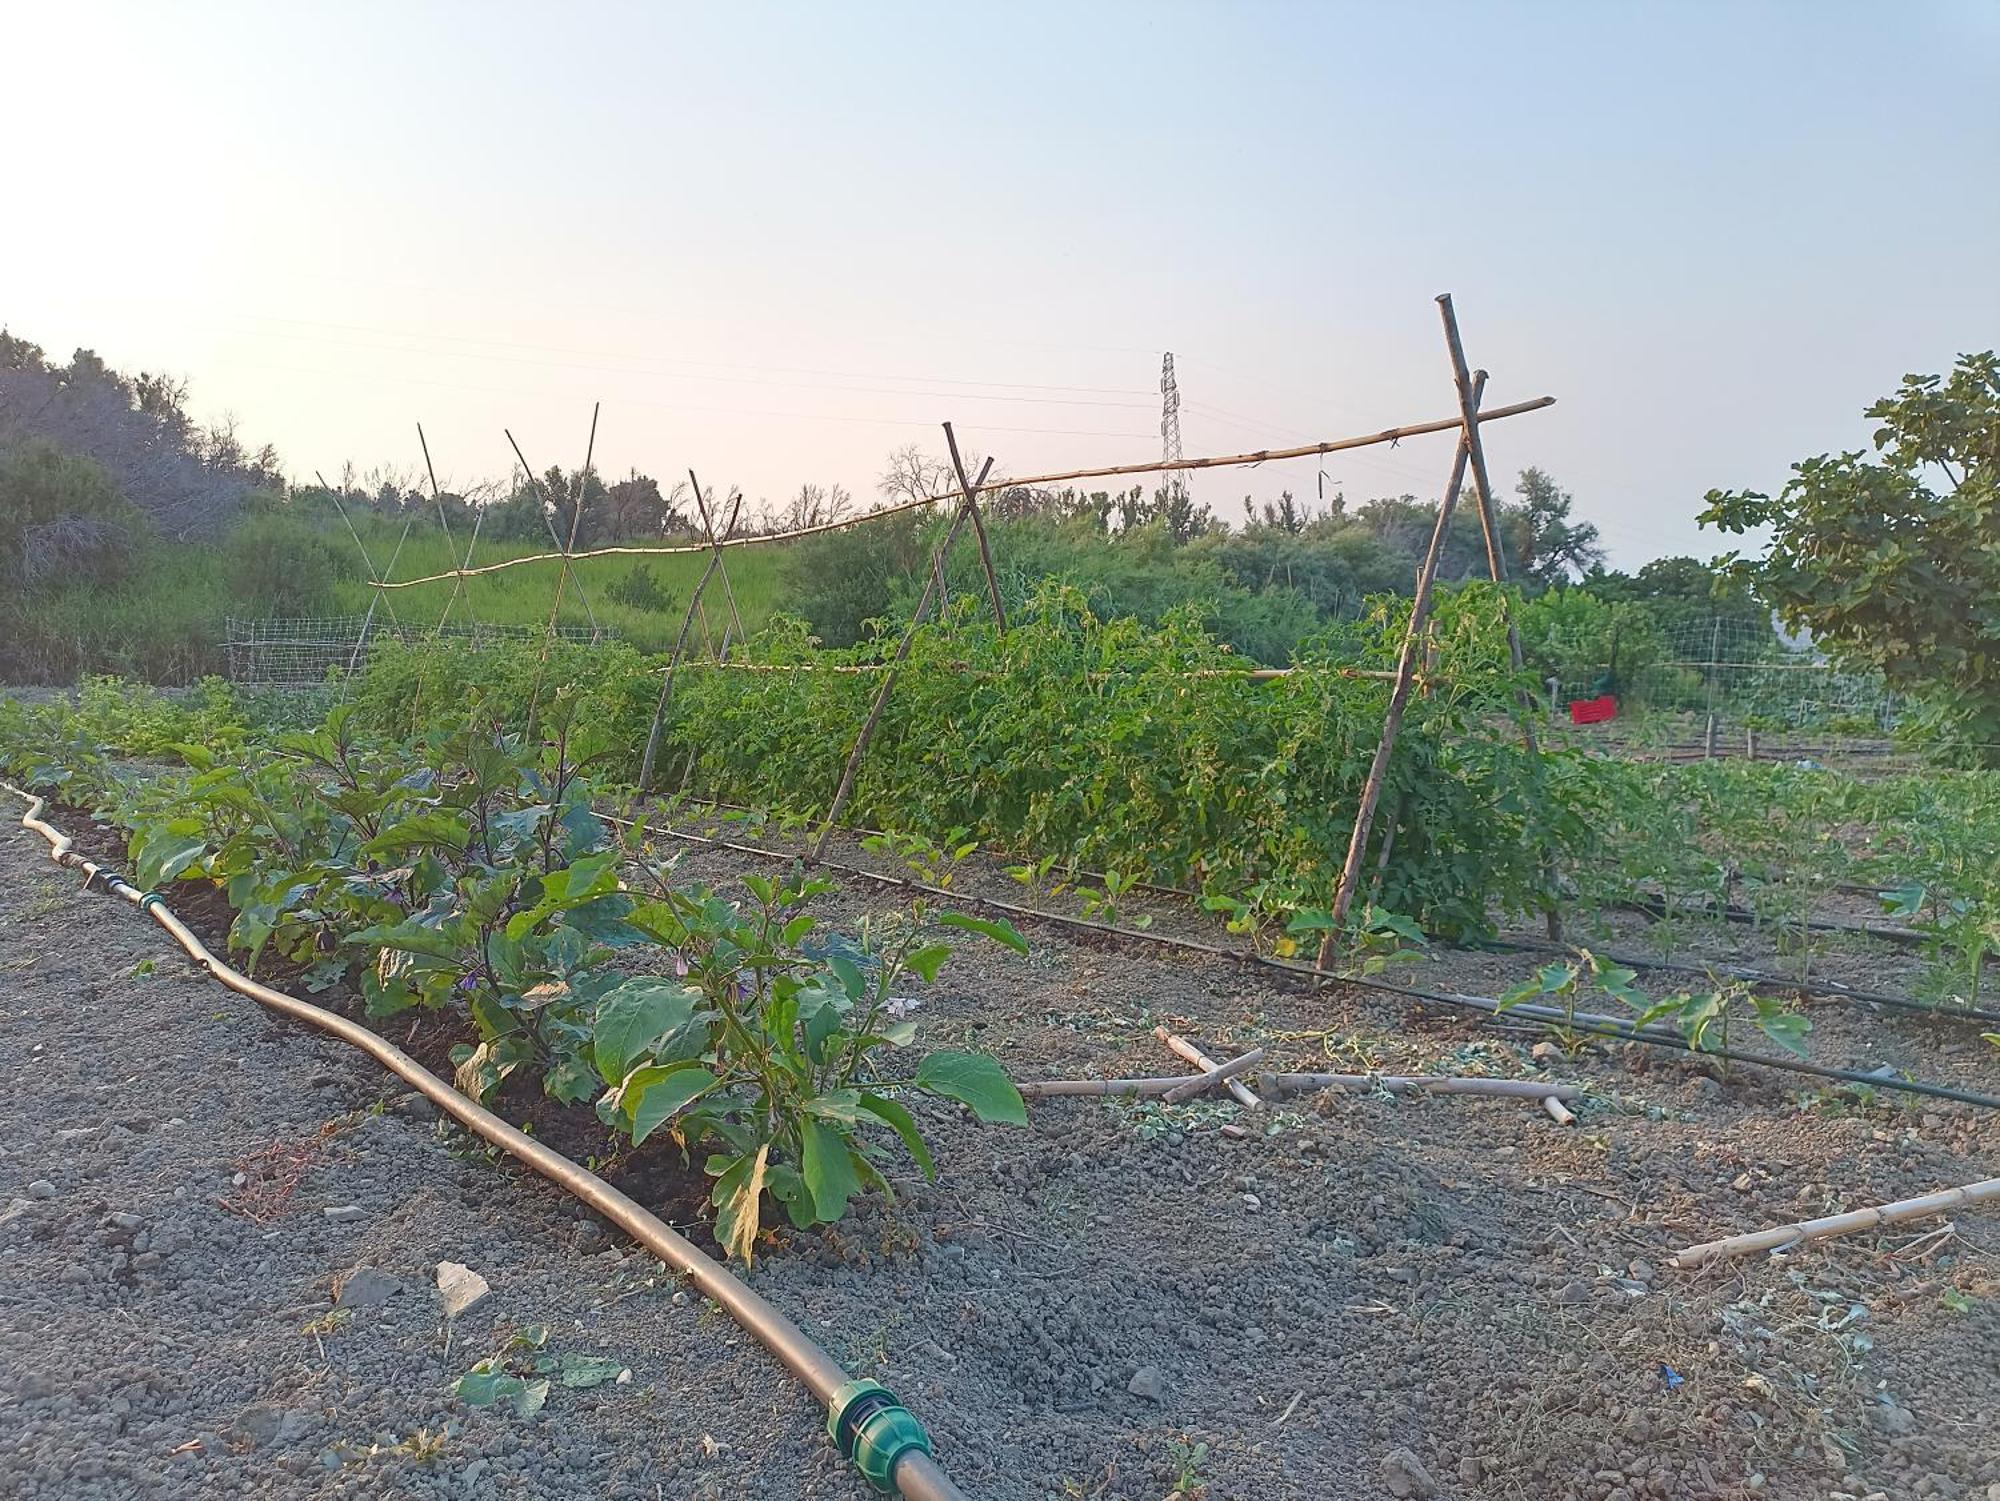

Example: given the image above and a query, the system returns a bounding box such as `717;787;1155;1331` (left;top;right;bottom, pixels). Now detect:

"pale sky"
6;1;1996;566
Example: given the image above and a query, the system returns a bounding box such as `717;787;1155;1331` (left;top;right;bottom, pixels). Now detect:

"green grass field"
336;521;797;651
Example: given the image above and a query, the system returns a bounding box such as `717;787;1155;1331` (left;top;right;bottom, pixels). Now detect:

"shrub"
0;440;138;585
607;563;673;613
223;510;344;616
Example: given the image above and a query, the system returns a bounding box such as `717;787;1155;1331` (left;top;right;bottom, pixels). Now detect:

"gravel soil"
5;804;2000;1501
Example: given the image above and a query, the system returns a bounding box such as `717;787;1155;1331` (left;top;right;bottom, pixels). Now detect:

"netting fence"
224;616;607;686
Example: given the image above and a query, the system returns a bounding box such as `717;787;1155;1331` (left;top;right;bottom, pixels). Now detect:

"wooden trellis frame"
454;300;1557;973
316;469;411;685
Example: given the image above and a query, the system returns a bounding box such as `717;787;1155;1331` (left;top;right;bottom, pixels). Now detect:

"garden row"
0;683;1031;1265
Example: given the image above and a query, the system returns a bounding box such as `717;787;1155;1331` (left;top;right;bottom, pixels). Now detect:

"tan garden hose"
4;785;970;1501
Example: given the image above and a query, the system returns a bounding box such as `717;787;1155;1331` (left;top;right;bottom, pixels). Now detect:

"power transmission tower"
1159;352;1188;505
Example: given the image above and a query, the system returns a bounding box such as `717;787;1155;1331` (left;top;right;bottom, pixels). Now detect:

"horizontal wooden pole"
1672;1176;2000;1269
671;660;1403;682
372;395;1556;590
1162;1047;1267;1104
1015;1070;1581;1102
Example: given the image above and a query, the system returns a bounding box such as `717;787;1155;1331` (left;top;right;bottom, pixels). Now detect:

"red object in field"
1569;695;1618;725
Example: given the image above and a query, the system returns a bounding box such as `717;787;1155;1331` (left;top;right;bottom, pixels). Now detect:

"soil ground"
4;802;1999;1501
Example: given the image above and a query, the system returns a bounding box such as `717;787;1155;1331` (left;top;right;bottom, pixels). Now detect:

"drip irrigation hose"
3;786;969;1501
1478;935;2000;1027
626;812;2000;1113
1615;893;1931;950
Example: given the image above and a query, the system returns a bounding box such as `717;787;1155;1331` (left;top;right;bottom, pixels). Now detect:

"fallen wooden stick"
1154;1026;1262;1109
1015;1070;1580;1103
1543;1095;1576;1126
1673;1176;2000;1270
1162;1047;1267;1105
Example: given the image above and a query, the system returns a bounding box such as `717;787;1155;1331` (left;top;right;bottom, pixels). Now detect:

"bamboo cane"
1438;295;1558;942
1672;1178;2000;1270
1153;1026;1262;1109
1015;1070;1580;1102
690;472;749;648
1318;371;1486;963
372;397;1558;592
505;427;601;635
944;422;1007;633
810;456;995;859
417;423;477;632
1162;1047;1267;1104
638;494;744;787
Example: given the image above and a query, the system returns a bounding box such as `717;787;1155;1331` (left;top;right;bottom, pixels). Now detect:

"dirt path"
6;804;2000;1501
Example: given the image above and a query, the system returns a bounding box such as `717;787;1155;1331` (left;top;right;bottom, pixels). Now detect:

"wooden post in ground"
638;494;744;788
505;428;602;638
689;472;749;650
318;470;409;683
417;424;479;633
1316;373;1486;970
944;423;1008;632
810;453;996;860
1437;293;1561;941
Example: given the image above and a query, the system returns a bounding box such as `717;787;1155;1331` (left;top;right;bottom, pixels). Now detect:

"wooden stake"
1015;1070;1581;1103
543;402;599;638
1152;1026;1262;1109
416;424;478;632
637;494;743;788
1672;1177;2000;1270
810;455;995;859
371;396;1557;593
504;427;601;636
944;422;1007;633
317;471;412;687
1317;371;1486;967
689;472;748;649
1161;1047;1267;1104
1438;294;1559;942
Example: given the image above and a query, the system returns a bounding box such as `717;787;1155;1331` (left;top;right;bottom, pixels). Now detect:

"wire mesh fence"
1548;617;1896;730
223;616;608;686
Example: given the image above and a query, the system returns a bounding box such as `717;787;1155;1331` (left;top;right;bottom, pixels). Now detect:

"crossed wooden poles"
1314;293;1547;969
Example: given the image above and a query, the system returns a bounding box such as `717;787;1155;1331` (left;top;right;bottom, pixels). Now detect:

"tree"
1701;351;2000;760
1511;467;1603;587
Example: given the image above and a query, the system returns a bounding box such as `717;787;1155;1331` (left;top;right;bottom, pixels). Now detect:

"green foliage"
599;870;1026;1262
1498;948;1812;1060
1702;352;2000;761
604;563;673;613
0;440;137;584
222;510;344;616
0;682;1024;1263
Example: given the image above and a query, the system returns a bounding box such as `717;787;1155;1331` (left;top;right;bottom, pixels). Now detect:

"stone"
322;1205;364;1222
334;1268;403;1308
239;1408;282;1445
436;1261;491;1320
573;1222;608;1254
132;1251;164;1271
1554;1278;1591;1305
1876;1402;1917;1436
109;1211;144;1231
26;1180;57;1200
1126;1366;1166;1403
1381;1446;1439;1499
394;1093;433;1120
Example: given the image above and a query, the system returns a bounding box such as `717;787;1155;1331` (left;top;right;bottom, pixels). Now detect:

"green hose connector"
827;1378;932;1493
